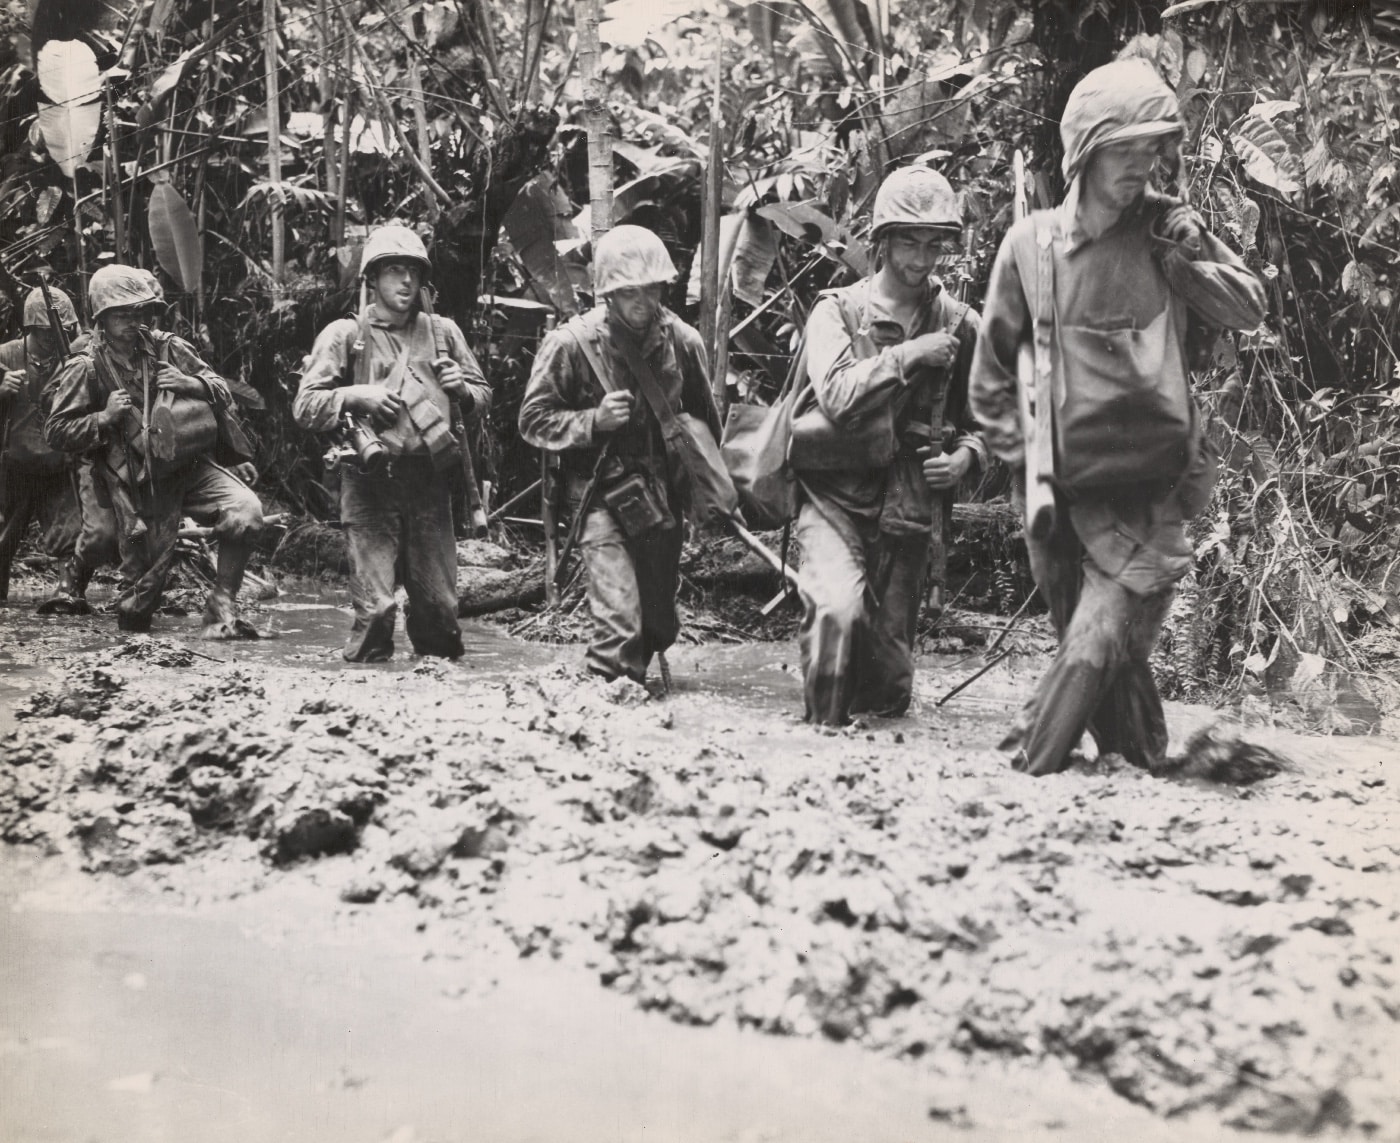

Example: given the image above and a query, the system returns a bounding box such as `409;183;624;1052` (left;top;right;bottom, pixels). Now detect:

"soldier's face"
608;284;664;330
1084;136;1169;211
24;327;60;362
883;227;956;288
373;261;423;314
100;306;146;347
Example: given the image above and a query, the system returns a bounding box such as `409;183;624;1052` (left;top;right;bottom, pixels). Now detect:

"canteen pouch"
601;471;674;538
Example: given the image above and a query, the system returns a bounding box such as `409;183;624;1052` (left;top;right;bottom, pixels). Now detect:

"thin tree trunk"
407;13;439;223
699;43;723;385
578;0;612;244
263;0;285;290
334;7;353;251
104;81;126;263
318;0;340;207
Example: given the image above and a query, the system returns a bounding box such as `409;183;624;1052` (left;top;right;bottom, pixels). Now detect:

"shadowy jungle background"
2;0;1399;724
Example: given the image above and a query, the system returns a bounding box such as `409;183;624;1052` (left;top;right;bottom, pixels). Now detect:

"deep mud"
1;576;1398;1140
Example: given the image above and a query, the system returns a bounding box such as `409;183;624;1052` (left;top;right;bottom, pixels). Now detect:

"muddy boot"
199;587;261;640
36;561;93;616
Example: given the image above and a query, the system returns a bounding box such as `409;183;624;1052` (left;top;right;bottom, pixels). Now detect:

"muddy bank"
2;593;1397;1139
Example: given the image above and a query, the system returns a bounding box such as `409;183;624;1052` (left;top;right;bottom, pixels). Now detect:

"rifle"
419;285;487;537
552;440;613;590
1013;148;1057;542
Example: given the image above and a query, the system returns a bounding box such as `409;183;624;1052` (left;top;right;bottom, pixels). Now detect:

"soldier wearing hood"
519;224;723;687
791;166;985;726
970;60;1267;776
296;224;490;662
46;264;264;637
0;286;118;612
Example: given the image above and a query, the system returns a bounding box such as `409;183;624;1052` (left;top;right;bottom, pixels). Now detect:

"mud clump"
0;634;1396;1137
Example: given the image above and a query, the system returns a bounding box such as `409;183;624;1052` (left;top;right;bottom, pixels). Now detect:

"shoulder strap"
613;332;680;434
561;320;618;395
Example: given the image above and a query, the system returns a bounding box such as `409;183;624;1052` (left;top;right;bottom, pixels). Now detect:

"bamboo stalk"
263;0;285;291
104;81;126;262
578;0;612;243
406;13;439;223
334;7;353;251
698;42;722;378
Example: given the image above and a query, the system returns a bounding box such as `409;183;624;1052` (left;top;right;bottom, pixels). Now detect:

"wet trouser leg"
182;461;263;632
0;467;73;599
401;466;463;659
579;506;681;683
72;463;120;588
115;472;183;631
1015;511;1174;775
341;461;461;662
795;501;930;725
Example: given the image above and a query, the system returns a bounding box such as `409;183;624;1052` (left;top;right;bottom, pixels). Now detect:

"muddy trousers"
340;459;462;662
578;506;682;683
70;464;120;586
112;460;262;631
1011;513;1174;775
0;466;73;599
795;500;929;725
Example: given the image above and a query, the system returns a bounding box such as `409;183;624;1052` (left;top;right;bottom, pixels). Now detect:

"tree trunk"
578;0;612;243
262;0;284;290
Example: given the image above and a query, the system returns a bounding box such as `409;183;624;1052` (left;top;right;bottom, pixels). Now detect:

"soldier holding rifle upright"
46;265;264;637
791;166;984;726
970;60;1266;776
296;224;490;662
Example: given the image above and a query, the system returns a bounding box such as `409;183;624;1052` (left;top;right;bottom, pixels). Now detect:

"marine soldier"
518;224;723;687
791;166;985;725
296;224;490;662
46;265;264;637
970;60;1266;775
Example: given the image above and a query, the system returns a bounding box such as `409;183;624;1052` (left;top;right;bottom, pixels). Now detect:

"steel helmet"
870;167;961;241
360;224;432;280
88;265;163;319
592;225;677;295
1060;60;1183;182
22;285;78;329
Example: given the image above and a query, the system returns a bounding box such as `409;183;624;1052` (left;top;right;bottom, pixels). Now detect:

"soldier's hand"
594;390;634;433
231;462;258;485
1159;204;1204;255
344;384;404;426
434;356;473;408
100;388;134;426
919;444;972;491
0;368;23;400
903;331;960;372
155;362;205;397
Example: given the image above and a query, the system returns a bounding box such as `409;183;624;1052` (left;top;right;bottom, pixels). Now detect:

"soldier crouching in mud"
295;224;491;663
791;166;985;726
518;225;723;690
970;60;1267;778
46;265;264;638
0;285;118;613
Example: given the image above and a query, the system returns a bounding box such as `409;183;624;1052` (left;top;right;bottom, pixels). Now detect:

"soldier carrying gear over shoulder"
792;166;985;726
0;285;119;612
518;224;724;687
970;60;1266;777
296;223;491;662
45;264;264;637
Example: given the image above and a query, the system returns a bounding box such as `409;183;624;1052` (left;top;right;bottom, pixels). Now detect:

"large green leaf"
36;101;101;177
147;180;202;294
1228;113;1303;200
36;39;101;105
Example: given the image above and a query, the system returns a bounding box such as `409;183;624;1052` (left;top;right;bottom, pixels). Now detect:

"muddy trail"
1;567;1398;1141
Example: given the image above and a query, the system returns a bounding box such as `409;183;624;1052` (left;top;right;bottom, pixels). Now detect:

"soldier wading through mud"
519;224;724;689
296;224;491;662
46;265;264;638
0;285;118;614
971;60;1267;776
792;166;985;726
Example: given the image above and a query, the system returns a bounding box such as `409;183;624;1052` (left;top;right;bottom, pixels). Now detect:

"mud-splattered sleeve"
44;355;108;454
517;328;600;452
1158;229;1268;331
947;306;987;470
672;320;722;441
442;319;492;415
293;319;357;433
165;335;232;406
970;223;1033;466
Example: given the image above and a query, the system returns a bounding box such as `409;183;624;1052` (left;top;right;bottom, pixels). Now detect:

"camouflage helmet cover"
592;225;677;294
360;224;432;279
88;265;163;319
1060;59;1183;182
870;166;961;241
22;285;78;329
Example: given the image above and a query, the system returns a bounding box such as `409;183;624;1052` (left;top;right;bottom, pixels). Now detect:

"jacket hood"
1060;59;1182;182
